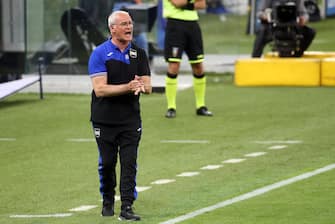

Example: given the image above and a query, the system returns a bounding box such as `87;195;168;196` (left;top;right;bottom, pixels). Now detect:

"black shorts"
164;18;204;64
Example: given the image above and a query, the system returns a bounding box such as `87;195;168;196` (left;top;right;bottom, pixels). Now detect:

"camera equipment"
271;1;303;57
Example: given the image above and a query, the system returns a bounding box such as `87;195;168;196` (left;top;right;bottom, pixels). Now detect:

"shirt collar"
109;38;132;53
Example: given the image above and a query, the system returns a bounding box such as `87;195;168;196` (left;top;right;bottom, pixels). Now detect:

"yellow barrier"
235;58;320;86
321;58;335;86
265;51;335;59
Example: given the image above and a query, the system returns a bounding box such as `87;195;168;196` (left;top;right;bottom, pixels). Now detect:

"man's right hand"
129;76;145;95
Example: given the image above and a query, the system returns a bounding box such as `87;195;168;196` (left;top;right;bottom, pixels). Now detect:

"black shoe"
101;202;114;216
196;106;213;116
119;206;141;221
165;108;176;118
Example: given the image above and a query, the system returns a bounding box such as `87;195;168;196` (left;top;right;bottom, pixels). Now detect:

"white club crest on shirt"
172;47;179;58
129;48;137;58
94;128;100;138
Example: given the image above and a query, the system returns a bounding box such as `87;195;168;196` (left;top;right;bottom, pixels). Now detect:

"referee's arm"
169;0;206;10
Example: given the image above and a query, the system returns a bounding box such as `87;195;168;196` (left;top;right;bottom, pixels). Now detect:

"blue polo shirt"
88;39;150;126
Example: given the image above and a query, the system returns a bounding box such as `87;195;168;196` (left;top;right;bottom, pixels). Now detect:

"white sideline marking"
254;140;302;144
159;163;335;224
69;205;97;212
10;213;73;218
268;145;288;150
160;140;210;144
177;172;200;177
222;158;246;164
200;165;223;170
0;138;16;141
136;186;152;192
244;152;267;157
151;179;176;185
66;138;95;142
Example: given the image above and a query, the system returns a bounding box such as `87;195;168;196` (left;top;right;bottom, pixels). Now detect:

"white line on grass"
200;165;223;170
69;205;97;212
244;152;267;157
160;140;210;144
177;172;200;177
136;186;152;192
159;163;335;224
0;138;16;141
19;139;294;219
268;145;288;150
254;140;302;144
151;179;176;185
10;213;73;218
222;158;246;164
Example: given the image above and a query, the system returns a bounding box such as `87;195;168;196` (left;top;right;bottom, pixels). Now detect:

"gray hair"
107;11;130;28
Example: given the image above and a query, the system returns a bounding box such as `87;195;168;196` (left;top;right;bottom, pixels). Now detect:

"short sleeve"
88;47;107;76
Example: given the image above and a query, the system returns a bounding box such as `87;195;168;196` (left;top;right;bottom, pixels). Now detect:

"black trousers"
92;122;142;208
251;23;316;57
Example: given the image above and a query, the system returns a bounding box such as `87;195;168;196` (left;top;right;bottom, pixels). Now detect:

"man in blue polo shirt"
88;10;151;221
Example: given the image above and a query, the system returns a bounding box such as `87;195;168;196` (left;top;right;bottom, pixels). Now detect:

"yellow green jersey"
163;0;199;21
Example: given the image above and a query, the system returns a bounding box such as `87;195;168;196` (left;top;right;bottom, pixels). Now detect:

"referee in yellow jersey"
163;0;213;118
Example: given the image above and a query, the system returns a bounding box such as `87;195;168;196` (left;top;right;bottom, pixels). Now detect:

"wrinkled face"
110;13;133;43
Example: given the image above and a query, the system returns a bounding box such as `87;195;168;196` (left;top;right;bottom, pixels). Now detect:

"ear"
109;25;115;34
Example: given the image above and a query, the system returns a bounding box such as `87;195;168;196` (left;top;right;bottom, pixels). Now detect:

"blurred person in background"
251;0;316;57
163;0;213;118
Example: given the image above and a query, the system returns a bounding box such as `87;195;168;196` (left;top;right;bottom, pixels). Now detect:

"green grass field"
1;75;334;224
2;4;334;223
